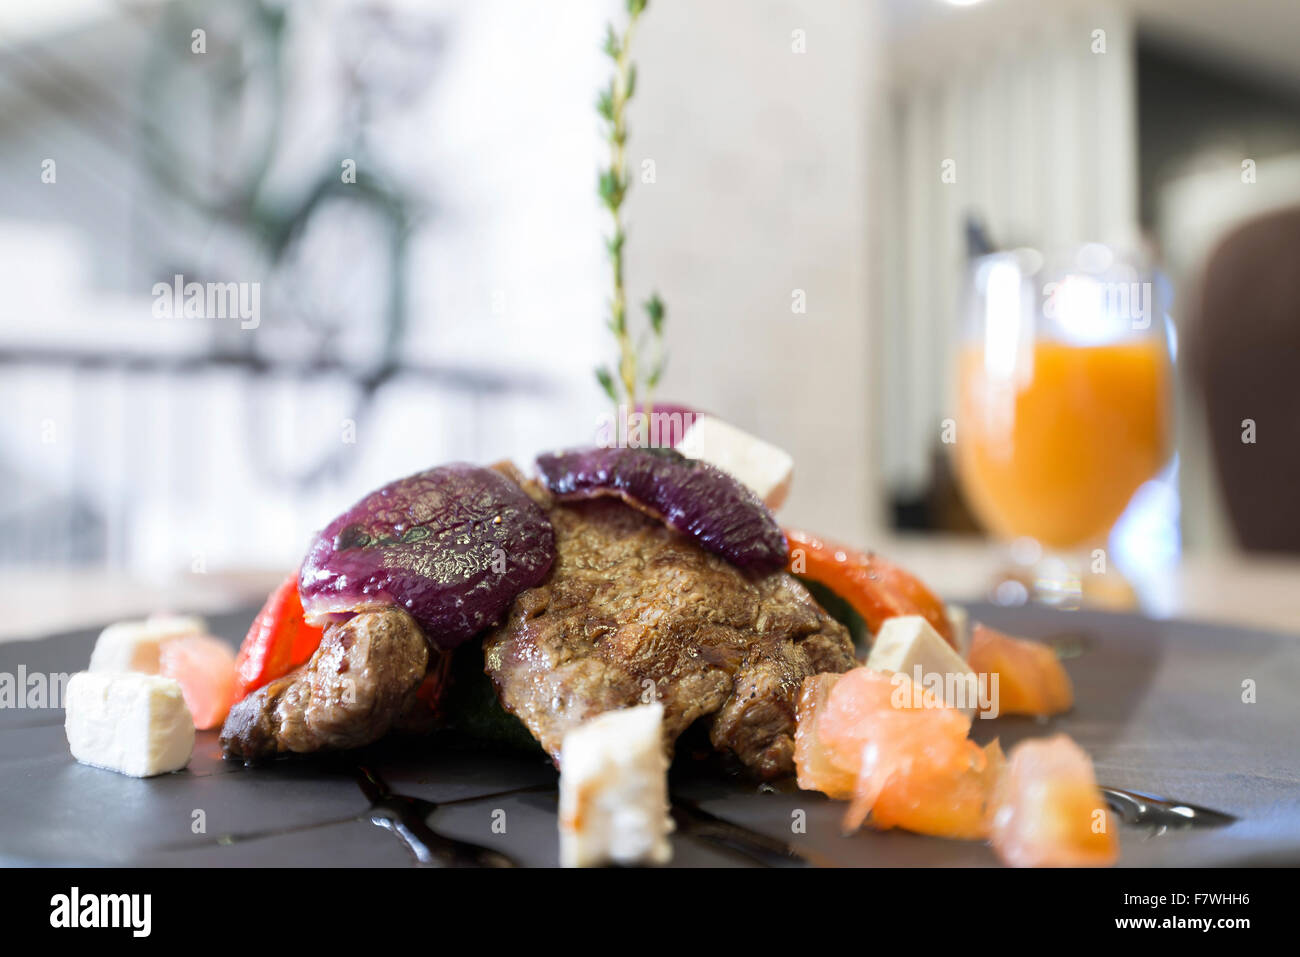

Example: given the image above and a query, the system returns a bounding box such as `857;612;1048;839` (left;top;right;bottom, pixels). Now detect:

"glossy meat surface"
221;609;431;760
484;489;855;779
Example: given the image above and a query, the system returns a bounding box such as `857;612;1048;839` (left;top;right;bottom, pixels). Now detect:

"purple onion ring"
535;446;787;572
299;464;555;649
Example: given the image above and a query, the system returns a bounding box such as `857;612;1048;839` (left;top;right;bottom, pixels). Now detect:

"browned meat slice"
483;494;856;780
221;608;431;760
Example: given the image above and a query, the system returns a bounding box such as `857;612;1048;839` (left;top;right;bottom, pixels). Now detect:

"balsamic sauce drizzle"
201;760;1236;865
349;758;816;868
210;733;1236;865
1099;786;1237;832
353;760;1236;867
353;765;517;867
671;797;816;867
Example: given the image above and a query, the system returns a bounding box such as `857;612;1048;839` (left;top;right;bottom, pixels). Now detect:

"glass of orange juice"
952;245;1172;607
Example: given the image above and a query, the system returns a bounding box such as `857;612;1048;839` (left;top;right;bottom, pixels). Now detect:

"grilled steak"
483;489;856;779
220;463;854;774
221;608;432;760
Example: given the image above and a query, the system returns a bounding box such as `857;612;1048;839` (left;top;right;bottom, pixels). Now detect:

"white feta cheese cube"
867;615;979;717
64;672;195;777
559;702;673;868
676;415;794;510
88;615;206;674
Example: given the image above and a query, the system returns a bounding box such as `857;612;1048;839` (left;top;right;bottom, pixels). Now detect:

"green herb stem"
596;0;667;431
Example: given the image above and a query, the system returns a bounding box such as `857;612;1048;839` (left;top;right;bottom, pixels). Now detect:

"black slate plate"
1;603;1297;867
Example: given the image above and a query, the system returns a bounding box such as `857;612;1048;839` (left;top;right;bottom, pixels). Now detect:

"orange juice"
954;340;1169;548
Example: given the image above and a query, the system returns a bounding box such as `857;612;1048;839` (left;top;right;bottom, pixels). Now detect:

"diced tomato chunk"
969;624;1074;716
991;735;1118;867
793;666;1110;861
856;736;1005;841
795;667;1000;840
159;634;238;729
794;673;855;800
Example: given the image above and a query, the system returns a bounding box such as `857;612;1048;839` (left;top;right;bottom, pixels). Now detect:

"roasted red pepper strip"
785;528;956;648
233;574;326;702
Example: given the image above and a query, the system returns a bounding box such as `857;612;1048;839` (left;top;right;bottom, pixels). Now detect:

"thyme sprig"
594;0;666;417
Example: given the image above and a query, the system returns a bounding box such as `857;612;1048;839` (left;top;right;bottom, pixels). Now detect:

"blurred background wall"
0;0;884;579
628;0;880;546
0;0;612;576
0;0;1298;623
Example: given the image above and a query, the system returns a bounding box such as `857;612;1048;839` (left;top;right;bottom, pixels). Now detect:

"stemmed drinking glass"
951;244;1173;608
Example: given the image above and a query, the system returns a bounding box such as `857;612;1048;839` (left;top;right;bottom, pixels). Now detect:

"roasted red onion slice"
535;446;787;571
299;465;555;649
